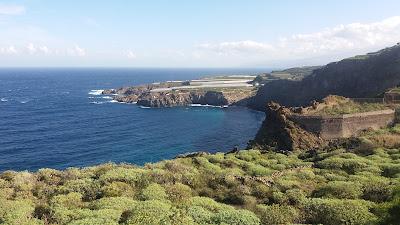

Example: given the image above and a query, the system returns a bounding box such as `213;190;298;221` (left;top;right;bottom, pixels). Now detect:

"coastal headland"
102;75;258;107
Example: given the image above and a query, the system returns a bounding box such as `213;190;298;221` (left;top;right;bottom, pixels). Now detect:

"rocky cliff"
248;102;326;152
249;43;400;110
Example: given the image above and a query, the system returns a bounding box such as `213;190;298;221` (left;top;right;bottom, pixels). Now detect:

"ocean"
0;68;265;171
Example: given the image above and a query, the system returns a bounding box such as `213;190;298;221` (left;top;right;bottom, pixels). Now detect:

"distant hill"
249;43;400;110
270;66;322;80
252;66;321;85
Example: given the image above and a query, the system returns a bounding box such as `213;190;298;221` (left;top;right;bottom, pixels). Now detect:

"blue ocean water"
0;68;265;171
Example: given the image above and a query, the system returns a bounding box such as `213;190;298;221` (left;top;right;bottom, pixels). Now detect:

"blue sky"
1;0;400;67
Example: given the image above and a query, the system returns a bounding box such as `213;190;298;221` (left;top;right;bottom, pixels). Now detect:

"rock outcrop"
136;89;254;107
248;102;326;152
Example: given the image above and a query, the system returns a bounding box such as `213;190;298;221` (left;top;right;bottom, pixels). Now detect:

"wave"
190;104;228;108
18;98;32;104
90;101;105;104
88;89;104;95
1;98;7;102
90;100;119;104
102;96;113;99
140;106;151;109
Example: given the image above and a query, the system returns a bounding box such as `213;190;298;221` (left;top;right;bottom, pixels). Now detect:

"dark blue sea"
0;68;265;171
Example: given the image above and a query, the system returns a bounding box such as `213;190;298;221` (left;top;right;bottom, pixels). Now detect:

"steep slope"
248;102;326;151
249;43;400;110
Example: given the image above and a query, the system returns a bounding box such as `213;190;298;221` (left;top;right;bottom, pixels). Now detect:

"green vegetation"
310;100;389;116
388;87;400;93
0;125;399;224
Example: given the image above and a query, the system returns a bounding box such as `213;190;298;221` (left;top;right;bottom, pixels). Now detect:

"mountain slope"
249;43;400;110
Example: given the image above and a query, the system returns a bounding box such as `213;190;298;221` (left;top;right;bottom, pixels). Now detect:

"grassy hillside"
0;125;399;224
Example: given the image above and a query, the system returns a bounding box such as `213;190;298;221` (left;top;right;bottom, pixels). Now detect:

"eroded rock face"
137;91;194;107
248;102;326;152
136;91;232;107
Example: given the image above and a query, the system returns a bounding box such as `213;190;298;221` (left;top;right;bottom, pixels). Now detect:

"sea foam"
88;90;104;95
190;104;228;108
90;101;104;104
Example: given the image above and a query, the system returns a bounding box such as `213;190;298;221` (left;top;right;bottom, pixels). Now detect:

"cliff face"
136;90;254;107
248;102;326;152
249;44;400;110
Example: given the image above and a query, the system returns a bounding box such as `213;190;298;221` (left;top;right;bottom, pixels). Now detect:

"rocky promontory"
102;76;257;107
248;101;326;152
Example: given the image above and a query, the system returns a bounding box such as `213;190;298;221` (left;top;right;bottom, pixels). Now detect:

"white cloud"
281;16;400;55
127;50;137;59
0;43;87;57
198;16;400;64
24;43;51;55
0;4;25;15
198;40;274;55
67;45;86;57
26;43;36;54
39;46;50;54
0;45;18;54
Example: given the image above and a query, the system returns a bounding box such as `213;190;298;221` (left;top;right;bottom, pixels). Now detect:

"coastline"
100;75;259;109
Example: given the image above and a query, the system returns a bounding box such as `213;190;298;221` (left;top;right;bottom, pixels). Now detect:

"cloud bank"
198;16;400;66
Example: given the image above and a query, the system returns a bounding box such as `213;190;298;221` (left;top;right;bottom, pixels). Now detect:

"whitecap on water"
88;90;104;95
90;101;104;104
102;96;113;99
1;98;7;102
190;104;228;108
17;98;31;104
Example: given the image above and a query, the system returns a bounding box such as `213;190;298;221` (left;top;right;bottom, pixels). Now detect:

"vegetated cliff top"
0;123;399;224
271;66;322;80
249;43;400;110
387;86;400;93
251;66;321;85
298;95;390;116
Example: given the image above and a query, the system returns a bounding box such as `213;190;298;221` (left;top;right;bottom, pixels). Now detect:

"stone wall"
396;108;400;123
289;109;395;139
384;92;400;104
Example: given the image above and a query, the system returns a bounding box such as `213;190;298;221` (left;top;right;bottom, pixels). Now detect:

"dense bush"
0;126;399;224
313;181;363;199
256;204;299;225
304;198;377;225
